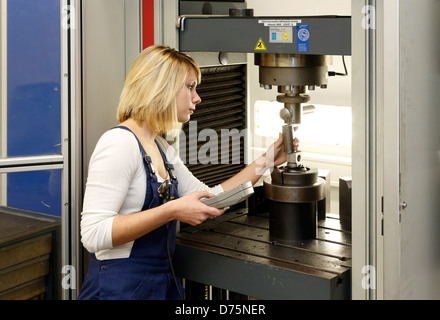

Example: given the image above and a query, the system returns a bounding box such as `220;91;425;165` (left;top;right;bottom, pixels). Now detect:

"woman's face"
176;68;201;123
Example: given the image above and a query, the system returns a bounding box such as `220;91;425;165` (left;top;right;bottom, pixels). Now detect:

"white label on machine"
258;19;301;27
269;26;293;43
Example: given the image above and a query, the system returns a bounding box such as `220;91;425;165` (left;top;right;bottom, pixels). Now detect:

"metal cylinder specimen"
282;125;295;154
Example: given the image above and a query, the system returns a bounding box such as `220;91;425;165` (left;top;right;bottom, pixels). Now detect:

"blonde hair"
117;45;201;134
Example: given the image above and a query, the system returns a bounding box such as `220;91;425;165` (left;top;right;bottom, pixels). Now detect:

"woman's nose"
193;91;202;104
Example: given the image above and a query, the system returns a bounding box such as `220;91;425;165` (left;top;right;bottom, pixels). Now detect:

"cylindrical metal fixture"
254;53;332;87
257;53;331;244
255;53;330;127
269;202;317;243
264;166;325;244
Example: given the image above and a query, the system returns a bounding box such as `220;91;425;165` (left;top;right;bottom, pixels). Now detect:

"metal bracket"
399;201;407;223
176;16;186;32
176;15;229;32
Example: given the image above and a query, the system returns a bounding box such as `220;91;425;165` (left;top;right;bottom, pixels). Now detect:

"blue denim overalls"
78;126;182;300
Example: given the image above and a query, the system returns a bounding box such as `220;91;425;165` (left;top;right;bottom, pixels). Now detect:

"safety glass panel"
2;0;61;158
1;169;62;217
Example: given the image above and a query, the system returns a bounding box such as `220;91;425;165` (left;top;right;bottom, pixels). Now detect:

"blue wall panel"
7;0;62;216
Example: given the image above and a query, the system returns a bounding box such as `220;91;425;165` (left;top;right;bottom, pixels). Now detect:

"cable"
328;55;348;77
167;225;184;300
342;55;348;76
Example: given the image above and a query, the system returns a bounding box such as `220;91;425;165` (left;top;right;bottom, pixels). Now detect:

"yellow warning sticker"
254;38;267;51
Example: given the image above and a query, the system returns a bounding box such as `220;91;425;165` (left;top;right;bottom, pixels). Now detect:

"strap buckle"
157;180;175;204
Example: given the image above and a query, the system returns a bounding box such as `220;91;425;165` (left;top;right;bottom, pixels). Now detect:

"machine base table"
174;210;351;300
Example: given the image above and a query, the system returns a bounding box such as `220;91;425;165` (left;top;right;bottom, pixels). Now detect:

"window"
0;0;63;217
254;101;351;158
1;169;62;217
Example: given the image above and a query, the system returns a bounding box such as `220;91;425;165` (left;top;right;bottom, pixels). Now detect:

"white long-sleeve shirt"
80;128;223;260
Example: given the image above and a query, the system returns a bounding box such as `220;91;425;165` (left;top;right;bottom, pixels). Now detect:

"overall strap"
155;139;177;182
113;126;156;179
111;126;155;210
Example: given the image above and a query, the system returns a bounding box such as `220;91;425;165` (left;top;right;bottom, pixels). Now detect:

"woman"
78;45;295;300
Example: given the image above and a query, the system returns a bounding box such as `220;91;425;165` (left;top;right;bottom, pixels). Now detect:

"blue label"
297;24;309;52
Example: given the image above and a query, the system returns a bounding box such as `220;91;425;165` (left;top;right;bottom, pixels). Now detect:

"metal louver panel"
182;65;247;187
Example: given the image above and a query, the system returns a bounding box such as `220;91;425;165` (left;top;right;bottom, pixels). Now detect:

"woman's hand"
167;191;225;226
254;133;300;174
111;191;224;247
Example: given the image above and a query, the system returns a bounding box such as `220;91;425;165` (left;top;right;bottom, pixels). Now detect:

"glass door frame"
0;0;82;300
